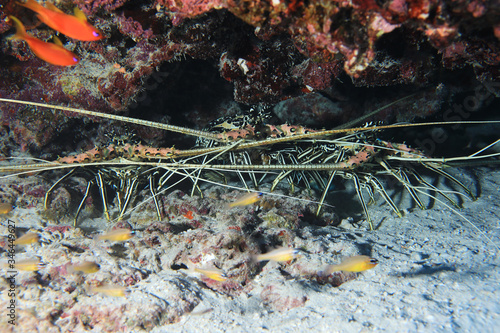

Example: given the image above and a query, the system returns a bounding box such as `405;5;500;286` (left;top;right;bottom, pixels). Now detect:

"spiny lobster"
0;97;498;231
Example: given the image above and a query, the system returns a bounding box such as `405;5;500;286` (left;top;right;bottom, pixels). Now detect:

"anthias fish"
8;16;79;66
17;0;103;41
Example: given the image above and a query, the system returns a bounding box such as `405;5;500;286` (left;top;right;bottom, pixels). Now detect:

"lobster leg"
365;174;403;219
397;169;426;210
316;169;337;216
408;169;462;209
44;168;77;210
191;155;210;197
316;150;344;216
149;174;162;221
117;176;139;221
422;163;476;200
96;171;111;221
352;173;373;230
191;140;244;195
379;161;426;210
74;180;93;227
270;154;295;192
241;151;259;188
229;152;251;191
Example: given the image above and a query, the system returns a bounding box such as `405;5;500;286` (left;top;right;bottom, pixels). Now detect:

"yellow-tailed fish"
89;284;127;297
187;259;227;282
97;228;134;242
13;232;39;246
67;261;100;274
324;255;379;274
228;192;262;208
254;247;301;262
6;258;45;271
0;202;14;214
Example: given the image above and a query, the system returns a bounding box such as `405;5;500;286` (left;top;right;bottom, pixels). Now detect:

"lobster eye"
93;31;100;37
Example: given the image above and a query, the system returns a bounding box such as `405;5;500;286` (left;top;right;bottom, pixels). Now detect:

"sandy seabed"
165;169;500;333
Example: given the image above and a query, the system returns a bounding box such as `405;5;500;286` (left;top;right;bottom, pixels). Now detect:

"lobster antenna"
0;98;222;142
334;93;417;130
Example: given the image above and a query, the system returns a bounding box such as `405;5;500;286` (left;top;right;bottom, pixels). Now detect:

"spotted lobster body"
24;105;476;230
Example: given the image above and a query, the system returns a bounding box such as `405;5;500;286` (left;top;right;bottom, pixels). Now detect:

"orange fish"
17;0;104;41
8;16;79;66
324;255;379;274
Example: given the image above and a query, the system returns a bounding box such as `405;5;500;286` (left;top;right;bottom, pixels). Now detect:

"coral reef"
0;1;499;330
0;0;497;152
